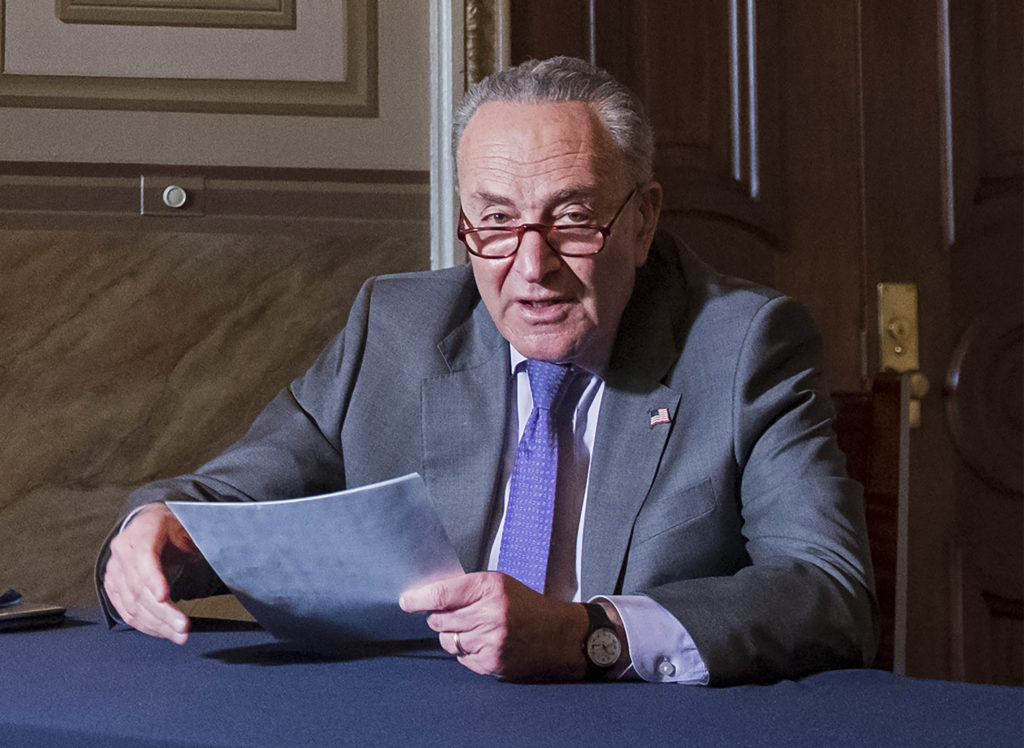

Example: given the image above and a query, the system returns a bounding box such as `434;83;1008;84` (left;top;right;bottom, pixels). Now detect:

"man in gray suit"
100;57;875;685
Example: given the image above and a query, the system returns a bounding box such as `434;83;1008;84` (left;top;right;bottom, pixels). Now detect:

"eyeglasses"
457;187;638;259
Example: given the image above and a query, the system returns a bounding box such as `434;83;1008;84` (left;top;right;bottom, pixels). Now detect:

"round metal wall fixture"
945;303;1023;496
162;185;188;209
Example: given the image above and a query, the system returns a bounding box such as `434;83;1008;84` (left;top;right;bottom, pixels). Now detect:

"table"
2;608;1021;746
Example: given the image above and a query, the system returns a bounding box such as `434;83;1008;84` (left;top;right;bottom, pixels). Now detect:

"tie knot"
525;360;572;411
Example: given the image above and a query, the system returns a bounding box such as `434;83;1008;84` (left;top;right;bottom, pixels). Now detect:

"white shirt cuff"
593;594;710;685
118;505;149;533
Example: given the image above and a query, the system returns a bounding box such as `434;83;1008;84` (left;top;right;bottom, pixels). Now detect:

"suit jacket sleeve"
638;294;876;685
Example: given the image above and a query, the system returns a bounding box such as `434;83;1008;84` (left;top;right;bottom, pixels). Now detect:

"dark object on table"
0;589;66;632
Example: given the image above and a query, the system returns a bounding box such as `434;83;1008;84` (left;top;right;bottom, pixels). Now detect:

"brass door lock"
878;282;929;427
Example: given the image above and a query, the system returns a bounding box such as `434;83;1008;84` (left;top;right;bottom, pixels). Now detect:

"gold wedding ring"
453;631;467;657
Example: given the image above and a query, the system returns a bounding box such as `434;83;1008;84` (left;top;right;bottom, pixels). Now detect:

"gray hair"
452;56;655;187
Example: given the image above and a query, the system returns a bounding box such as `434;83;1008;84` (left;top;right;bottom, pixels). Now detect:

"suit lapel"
421;302;510;573
580;235;691;598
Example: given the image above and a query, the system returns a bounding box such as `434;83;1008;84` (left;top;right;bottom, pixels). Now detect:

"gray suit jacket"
101;232;875;684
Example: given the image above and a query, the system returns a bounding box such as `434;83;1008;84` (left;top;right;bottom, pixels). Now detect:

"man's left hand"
399;572;589;681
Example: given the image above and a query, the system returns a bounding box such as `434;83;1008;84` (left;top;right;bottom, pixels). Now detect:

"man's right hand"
103;502;201;644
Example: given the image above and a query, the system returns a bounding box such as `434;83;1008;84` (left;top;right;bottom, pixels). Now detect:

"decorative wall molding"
464;0;509;86
56;0;297;29
728;0;760;199
464;0;495;86
0;0;377;116
945;303;1024;496
937;0;955;246
0;162;428;233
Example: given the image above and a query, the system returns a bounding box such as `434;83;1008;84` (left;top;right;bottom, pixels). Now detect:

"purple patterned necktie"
497;359;572;593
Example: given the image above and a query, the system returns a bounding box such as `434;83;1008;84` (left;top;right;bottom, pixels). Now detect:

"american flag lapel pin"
649;407;671;427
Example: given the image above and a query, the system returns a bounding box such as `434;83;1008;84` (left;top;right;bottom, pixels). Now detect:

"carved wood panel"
510;0;862;385
945;0;1023;686
510;0;779;259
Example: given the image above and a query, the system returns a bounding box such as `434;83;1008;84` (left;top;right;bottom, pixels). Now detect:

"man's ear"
633;180;663;267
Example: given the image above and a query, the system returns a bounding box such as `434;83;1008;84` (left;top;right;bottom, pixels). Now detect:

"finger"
133;514;187;599
458;655;497;677
119;588;189;643
106;519;190;643
400;571;491;613
136;586;190;644
446;638;500;677
119;545;170;607
423;574;518;633
400;580;456;613
441;631;470;657
105;556;190;644
109;527;171;610
424;607;491;636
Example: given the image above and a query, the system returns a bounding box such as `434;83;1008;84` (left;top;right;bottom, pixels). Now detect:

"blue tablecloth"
2;608;1021;746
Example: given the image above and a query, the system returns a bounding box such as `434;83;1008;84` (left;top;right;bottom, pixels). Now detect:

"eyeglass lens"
464;225;604;257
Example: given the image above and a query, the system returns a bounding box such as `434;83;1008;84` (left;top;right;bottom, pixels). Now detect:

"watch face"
586;628;621;668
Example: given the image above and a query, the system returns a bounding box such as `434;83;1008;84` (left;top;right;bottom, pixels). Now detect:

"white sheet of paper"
167;473;464;646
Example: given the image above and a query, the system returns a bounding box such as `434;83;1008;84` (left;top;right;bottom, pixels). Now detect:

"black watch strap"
583;603;621;679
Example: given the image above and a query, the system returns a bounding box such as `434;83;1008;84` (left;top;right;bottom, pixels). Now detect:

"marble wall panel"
0;227;429;606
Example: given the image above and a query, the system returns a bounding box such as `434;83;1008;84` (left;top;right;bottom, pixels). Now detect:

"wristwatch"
583;603;622;679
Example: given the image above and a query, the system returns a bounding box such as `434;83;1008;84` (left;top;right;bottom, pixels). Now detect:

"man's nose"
515;226;562;282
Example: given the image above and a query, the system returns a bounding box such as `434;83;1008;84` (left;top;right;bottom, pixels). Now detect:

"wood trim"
728;0;760;199
465;0;497;86
0;0;377;116
937;0;955;246
0;162;429;233
658;171;781;246
464;0;510;86
832;372;909;674
0;161;429;183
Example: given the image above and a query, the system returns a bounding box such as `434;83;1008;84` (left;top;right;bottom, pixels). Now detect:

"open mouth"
515;298;571;323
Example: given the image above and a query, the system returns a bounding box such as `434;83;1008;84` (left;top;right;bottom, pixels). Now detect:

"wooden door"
942;0;1023;685
509;0;1022;684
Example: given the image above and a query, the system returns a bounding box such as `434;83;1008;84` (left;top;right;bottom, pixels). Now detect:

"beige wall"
0;1;431;170
0;227;429;606
0;1;434;606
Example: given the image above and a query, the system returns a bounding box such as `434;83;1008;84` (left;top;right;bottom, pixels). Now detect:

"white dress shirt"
486;348;709;684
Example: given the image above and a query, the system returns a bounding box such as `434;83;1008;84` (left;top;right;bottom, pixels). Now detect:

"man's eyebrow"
467;191;515;207
549;186;599;203
468;186;599;206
